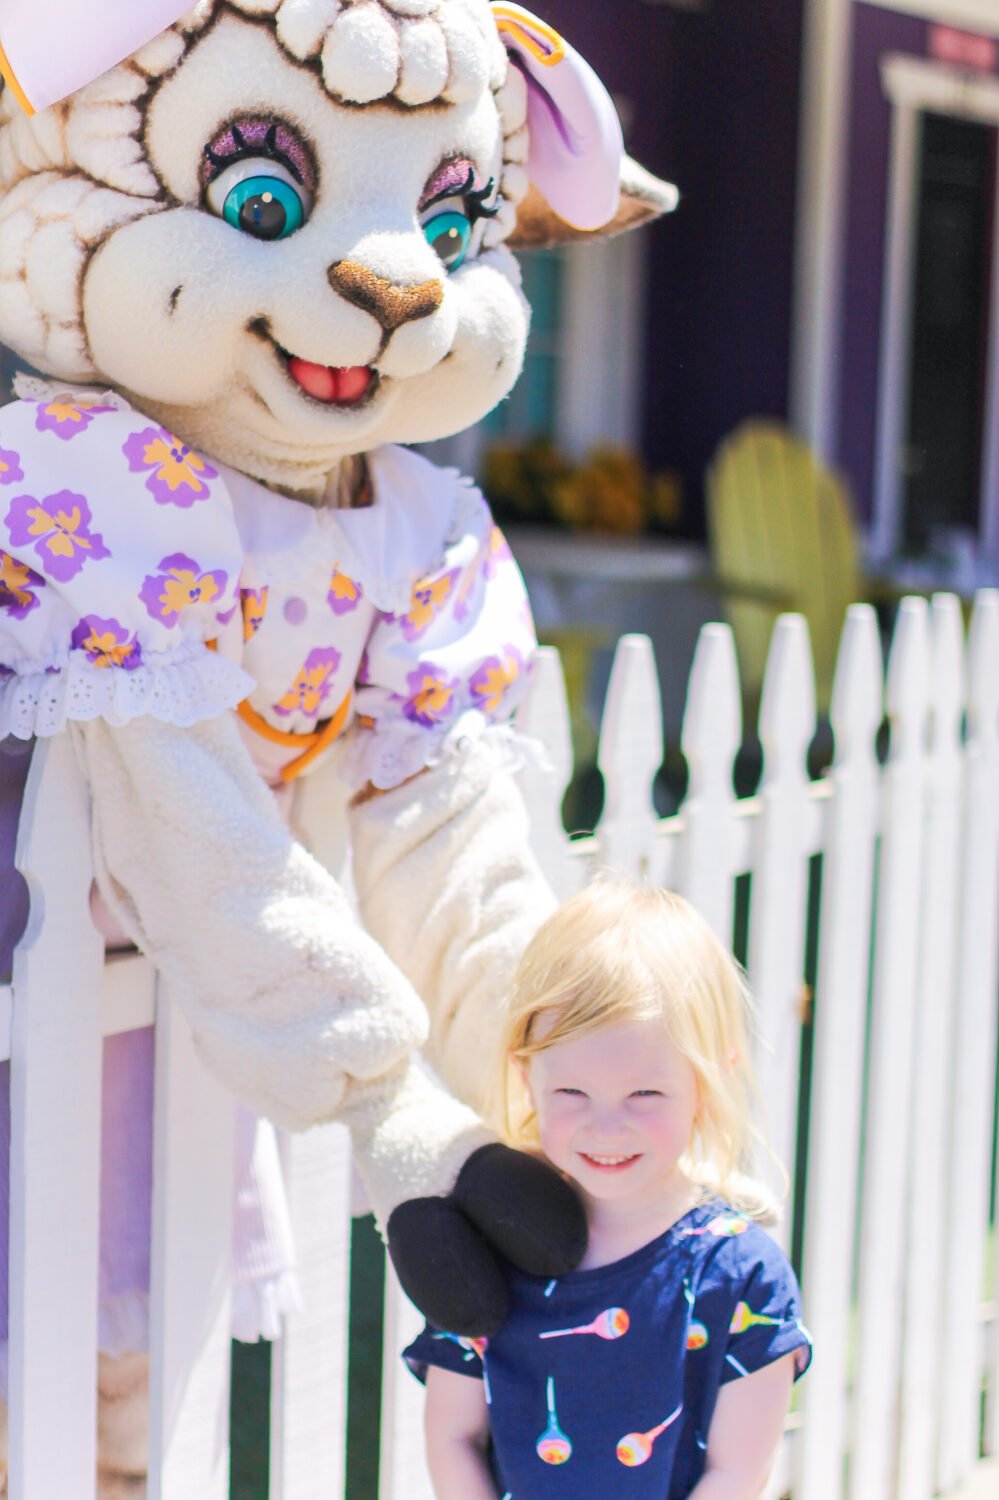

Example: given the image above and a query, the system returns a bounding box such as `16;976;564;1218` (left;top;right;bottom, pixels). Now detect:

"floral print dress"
0;382;537;1368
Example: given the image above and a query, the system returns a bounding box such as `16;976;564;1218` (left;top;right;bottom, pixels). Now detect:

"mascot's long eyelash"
421;168;500;222
201;119;316;193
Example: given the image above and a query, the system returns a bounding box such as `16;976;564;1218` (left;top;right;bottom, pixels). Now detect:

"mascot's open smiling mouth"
284;353;379;408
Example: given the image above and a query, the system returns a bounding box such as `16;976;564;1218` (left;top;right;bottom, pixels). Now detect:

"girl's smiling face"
525;1019;700;1210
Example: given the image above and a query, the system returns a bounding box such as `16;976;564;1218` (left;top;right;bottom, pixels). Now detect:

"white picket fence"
2;592;999;1500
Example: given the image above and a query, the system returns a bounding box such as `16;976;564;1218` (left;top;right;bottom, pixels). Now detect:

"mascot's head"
0;0;674;494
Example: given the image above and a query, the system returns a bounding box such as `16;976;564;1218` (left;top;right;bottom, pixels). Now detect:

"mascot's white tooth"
397;17;449;106
276;0;343;61
323;5;401;105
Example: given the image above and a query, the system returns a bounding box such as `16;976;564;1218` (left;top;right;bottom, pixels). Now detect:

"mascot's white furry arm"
0;0;674;1489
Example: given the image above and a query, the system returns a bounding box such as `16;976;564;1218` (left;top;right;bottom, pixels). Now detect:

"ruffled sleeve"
0;391;252;739
344;463;537;792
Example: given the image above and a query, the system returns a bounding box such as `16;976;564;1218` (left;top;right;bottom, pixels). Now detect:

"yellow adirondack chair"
706;421;863;717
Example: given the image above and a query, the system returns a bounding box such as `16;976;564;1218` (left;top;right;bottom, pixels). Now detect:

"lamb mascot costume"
0;0;674;1490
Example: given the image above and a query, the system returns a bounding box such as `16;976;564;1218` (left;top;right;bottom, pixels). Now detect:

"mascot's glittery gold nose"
328;261;445;332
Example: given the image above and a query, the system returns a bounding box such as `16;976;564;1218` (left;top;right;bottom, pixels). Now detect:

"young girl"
404;878;812;1499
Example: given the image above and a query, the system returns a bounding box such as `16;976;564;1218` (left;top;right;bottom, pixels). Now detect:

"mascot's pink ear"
491;2;678;248
0;0;190;115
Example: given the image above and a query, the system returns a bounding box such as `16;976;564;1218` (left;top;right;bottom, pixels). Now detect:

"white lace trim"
340;713;544;791
232;1268;302;1343
0;645;254;740
12;373;130;412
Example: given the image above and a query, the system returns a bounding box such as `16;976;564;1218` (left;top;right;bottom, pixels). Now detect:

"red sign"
929;25;997;73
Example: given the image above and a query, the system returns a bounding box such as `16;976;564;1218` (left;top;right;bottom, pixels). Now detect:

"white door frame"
872;52;999;558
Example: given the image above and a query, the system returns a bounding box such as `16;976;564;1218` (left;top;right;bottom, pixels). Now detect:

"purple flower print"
402;663;459;729
140;553;229;627
0;448;23;486
4;490;110;583
123;426;218;508
34;398;115;442
274;647;342;719
328;568;363;616
70;615;142;671
401;569;459;642
0;548;45;619
470;647;523;717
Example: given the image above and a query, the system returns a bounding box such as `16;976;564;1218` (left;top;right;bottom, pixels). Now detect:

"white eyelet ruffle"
0;645;254;741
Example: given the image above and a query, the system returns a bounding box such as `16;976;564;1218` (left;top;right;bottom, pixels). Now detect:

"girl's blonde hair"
495;876;783;1222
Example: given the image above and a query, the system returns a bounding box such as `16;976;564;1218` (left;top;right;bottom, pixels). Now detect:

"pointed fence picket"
4;595;999;1500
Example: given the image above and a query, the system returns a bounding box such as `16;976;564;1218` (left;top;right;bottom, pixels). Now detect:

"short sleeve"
347;503;537;791
403;1323;487;1386
713;1231;812;1385
0;393;253;739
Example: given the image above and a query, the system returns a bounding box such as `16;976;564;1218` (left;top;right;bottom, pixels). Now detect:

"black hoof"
386;1195;509;1337
452;1143;588;1278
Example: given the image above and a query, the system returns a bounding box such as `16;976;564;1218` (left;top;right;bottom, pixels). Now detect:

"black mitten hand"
387;1144;587;1337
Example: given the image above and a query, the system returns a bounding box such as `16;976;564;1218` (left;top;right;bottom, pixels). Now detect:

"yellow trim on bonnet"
0;36;35;116
492;4;566;67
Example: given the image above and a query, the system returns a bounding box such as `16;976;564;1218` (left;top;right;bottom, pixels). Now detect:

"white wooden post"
147;982;236;1500
939;590;999;1489
898;593;966;1500
679;624;743;943
517;645;579;898
9;733;103;1500
850;598;931;1500
269;1125;352;1499
596;634;664;879
795;604;882;1500
749;616;815;1234
379;1269;434;1500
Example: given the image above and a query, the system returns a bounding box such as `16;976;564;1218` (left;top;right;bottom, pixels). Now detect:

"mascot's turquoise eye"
423;211;472;272
223;175;305;240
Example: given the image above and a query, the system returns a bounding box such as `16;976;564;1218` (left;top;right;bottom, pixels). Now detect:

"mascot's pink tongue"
288;358;373;404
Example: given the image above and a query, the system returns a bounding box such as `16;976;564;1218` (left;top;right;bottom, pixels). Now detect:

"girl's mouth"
579;1153;641;1172
286;356;378;407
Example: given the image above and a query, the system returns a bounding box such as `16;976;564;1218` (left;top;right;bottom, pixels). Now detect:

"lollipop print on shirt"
536;1377;572;1465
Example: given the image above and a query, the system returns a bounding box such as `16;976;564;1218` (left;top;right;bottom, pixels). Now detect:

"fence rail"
4;592;999;1498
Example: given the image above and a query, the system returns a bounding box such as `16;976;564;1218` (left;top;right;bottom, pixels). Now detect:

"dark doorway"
902;111;996;554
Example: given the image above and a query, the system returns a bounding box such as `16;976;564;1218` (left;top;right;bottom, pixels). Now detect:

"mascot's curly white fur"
0;1;674;1491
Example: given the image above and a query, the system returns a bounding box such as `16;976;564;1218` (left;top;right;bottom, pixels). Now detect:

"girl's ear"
492;3;678;249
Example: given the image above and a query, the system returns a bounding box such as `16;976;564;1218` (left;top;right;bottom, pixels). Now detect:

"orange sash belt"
236;692;353;783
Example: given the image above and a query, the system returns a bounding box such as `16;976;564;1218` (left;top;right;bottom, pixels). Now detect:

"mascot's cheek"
83;210;253;406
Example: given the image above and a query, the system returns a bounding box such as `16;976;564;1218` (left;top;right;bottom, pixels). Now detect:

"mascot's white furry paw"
98;1352;148;1485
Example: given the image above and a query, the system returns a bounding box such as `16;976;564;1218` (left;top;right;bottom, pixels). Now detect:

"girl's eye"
555;1087;587;1098
422;210;472;272
206;158;310;241
631;1090;664;1099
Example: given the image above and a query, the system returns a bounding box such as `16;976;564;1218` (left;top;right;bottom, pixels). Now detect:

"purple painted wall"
539;0;805;536
837;3;999;521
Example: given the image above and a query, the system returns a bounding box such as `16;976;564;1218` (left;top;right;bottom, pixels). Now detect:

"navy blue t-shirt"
405;1199;811;1499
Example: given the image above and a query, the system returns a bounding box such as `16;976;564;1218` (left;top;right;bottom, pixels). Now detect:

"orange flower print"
241;586;269;640
70;615;142;671
123;426;217;507
402;664;458;728
328;568;363;616
401;569;458;641
470;647;522;716
35;399;115;441
0;549;44;618
274;647;341;719
140;553;229;627
483;524;513;579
